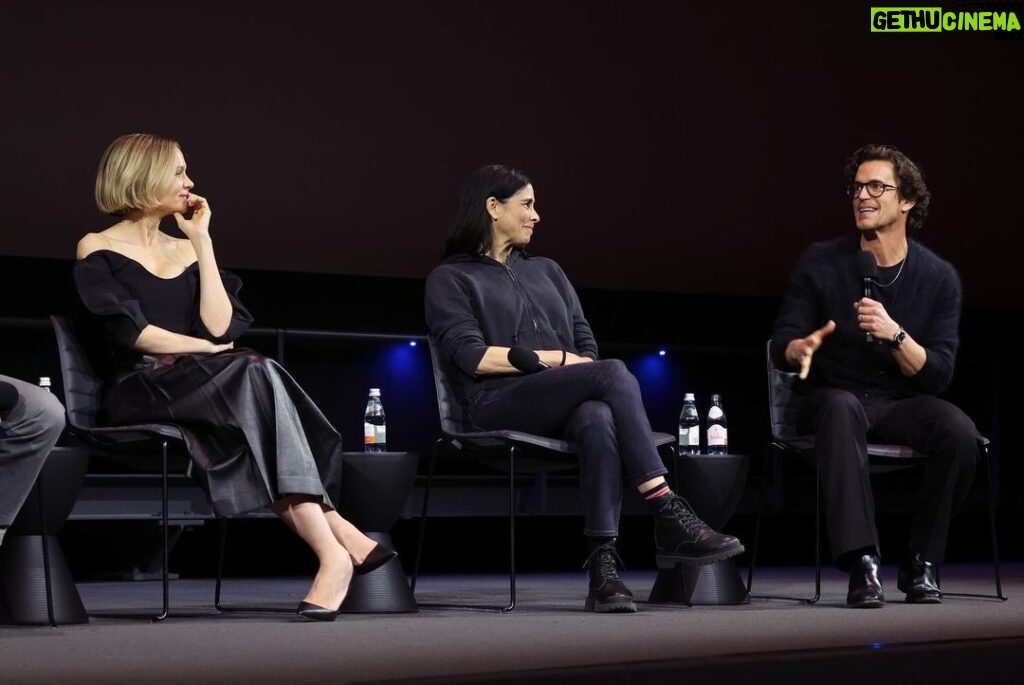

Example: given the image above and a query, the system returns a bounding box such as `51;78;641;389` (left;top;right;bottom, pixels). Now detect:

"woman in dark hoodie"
425;164;744;613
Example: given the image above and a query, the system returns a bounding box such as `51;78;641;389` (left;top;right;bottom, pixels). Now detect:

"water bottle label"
708;406;724;420
364;422;376;444
375;424;386;445
707;425;728;446
684;426;699;445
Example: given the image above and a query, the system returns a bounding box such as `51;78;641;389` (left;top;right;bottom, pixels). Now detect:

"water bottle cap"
39;376;51;386
369;388;381;397
684;393;695;401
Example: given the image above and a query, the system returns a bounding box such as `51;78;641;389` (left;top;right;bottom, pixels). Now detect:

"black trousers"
469;360;669;538
797;387;978;568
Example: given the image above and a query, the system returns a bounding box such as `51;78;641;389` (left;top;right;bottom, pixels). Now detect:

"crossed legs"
271;495;379;610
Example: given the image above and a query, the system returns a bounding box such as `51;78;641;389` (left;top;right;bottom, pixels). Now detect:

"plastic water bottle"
363;388;387;453
39;377;51;393
706;393;728;455
678;393;700;455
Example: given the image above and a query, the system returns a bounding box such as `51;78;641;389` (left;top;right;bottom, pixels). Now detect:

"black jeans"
797;387;978;568
469;359;668;537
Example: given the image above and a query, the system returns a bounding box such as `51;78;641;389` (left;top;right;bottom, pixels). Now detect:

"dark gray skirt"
101;349;340;516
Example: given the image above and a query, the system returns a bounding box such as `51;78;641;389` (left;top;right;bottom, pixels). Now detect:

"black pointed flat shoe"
296;601;339;622
354;543;397;575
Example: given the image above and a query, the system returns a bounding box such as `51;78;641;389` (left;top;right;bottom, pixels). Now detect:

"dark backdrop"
1;1;1021;306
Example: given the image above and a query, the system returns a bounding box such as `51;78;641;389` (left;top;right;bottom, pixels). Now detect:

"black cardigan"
770;234;962;399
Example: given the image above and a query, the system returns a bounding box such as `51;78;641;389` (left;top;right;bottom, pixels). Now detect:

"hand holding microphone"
857;251;878;343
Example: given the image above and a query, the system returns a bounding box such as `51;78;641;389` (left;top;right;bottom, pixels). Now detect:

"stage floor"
1;563;1021;684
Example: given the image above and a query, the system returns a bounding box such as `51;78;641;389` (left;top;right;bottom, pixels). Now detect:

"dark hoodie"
425;250;598;403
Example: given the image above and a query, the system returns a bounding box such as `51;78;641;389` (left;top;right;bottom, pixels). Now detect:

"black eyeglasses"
847;181;899;198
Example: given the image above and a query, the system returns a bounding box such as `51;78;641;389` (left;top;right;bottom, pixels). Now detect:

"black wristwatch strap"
888;326;907;349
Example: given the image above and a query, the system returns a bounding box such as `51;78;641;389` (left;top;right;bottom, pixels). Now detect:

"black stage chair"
746;340;1006;603
51;315;288;620
413;338;675;611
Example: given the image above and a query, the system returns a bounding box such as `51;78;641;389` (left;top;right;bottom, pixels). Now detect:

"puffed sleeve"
191;269;254;343
72;252;151;352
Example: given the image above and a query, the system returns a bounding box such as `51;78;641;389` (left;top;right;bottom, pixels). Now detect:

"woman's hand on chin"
174;193;212;240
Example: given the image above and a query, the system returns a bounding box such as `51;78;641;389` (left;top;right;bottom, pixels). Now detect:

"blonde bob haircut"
95;133;182;215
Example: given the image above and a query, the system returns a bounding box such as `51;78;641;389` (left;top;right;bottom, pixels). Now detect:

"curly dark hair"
844;144;930;231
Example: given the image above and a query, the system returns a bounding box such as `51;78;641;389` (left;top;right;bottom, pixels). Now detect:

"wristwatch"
888;326;907;349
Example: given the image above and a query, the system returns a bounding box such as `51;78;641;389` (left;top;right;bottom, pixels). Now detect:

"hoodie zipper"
503;262;540;333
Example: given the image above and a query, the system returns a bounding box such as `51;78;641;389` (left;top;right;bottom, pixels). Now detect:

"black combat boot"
653;493;745;568
583;540;637;613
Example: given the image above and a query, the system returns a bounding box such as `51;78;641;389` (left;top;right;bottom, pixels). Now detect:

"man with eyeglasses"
770;144;980;608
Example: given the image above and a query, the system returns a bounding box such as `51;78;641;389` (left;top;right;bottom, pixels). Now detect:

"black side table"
0;446;90;625
323;451;418;613
648;453;750;606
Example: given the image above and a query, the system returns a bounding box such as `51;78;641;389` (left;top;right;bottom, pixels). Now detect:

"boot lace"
662;495;710;538
583;542;625;579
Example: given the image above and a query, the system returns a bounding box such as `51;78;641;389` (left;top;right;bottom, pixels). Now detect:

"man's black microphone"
857;250;878;343
0;381;20;415
507;346;550;373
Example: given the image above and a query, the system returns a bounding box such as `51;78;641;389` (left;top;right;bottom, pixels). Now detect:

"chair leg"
745;446;770;594
748;444;820;604
154;438;169;622
942;442;1007;601
410;438;507;613
811;460;821;604
410;438;443;595
502;445;517;613
215;517;227;610
37;477;56;628
983;444;1006;600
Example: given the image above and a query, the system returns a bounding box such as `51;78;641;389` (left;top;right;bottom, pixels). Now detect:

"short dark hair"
442;164;531;259
845;144;930;231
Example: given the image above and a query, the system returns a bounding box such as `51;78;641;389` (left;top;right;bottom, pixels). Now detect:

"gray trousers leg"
0;375;65;538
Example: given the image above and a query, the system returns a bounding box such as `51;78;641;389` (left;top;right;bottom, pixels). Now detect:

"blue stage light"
409;340;418;347
658;349;667;357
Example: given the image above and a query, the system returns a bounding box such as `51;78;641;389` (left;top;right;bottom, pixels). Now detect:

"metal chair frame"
412;338;674;611
52;315;290;620
746;340;1006;603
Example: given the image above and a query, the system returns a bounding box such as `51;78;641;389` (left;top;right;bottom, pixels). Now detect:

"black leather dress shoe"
847;554;885;608
296;601;340;622
897;552;942;604
354;543;397;576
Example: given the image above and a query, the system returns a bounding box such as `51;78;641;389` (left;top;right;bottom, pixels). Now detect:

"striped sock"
642;483;671;501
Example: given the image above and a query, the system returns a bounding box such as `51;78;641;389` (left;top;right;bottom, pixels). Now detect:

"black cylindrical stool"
325;451;418;613
649;453;750;606
0;446;90;625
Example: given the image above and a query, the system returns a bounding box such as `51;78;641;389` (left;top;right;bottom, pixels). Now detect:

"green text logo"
871;7;1022;32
